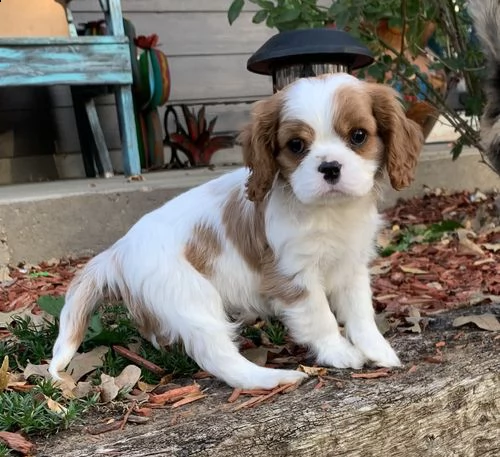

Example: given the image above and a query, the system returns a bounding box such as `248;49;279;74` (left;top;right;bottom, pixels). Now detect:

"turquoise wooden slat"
0;40;132;86
106;0;142;177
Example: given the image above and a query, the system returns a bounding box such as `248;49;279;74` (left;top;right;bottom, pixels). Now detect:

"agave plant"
165;105;235;167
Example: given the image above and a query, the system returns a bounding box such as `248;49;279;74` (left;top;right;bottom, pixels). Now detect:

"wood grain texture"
0;37;132;86
73;11;275;56
72;0;263;13
35;307;500;457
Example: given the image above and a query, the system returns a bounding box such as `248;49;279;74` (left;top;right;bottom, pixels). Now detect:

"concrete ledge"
0;145;498;265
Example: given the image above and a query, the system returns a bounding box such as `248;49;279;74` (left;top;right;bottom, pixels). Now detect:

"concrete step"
0;145;498;265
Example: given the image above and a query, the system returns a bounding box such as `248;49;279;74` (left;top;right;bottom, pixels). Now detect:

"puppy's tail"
469;0;500;173
49;250;116;379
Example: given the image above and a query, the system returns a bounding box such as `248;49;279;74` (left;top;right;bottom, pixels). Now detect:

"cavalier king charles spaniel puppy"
50;73;423;389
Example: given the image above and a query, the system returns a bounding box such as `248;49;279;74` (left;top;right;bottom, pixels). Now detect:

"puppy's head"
240;73;424;204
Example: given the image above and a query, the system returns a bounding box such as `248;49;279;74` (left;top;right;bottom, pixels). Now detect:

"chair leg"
71;87;97;178
84;98;114;178
115;85;141;176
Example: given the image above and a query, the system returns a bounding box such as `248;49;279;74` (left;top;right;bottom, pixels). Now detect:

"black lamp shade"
247;28;374;92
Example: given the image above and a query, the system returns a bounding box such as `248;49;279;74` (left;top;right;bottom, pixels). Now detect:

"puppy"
49;73;423;389
469;0;500;174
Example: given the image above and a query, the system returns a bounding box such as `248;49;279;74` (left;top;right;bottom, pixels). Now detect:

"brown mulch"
372;189;499;317
1;190;499;318
0;257;90;314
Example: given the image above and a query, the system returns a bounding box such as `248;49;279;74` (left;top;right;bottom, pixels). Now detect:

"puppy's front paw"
349;327;401;368
316;336;366;369
240;368;308;390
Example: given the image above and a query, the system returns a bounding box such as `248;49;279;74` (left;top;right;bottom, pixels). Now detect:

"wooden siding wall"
52;0;275;156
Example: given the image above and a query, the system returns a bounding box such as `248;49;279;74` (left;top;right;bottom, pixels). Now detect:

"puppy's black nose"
318;161;342;184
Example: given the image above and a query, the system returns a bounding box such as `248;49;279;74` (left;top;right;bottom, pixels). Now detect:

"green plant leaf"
253;10;269;24
274;7;301;24
228;0;245;25
37;296;65;319
84;314;104;342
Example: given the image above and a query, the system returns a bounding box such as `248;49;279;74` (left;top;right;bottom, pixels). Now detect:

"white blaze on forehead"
281;73;363;139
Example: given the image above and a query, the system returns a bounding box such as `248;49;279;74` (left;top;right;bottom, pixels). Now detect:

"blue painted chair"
0;0;141;178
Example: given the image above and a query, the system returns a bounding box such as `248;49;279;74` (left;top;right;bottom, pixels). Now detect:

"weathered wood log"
37;306;500;457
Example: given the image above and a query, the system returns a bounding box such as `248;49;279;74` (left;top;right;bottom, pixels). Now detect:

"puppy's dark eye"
349;129;368;146
287;138;306;154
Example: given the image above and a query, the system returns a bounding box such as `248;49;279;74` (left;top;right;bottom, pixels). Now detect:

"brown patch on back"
222;188;267;271
260;251;308;303
276;120;316;179
185;223;222;277
223;188;308;304
332;84;381;161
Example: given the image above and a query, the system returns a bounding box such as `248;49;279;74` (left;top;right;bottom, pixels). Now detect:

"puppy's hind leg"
160;275;307;389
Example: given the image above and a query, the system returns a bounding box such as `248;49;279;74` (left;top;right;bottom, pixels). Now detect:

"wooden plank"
47;54;271;106
73;11;275;56
0;39;133;86
72;0;262;13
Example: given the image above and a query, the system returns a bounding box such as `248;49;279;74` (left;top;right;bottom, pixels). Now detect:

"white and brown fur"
469;0;500;174
49;74;423;389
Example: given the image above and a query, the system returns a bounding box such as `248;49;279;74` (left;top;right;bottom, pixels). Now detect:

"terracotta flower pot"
368;19;447;139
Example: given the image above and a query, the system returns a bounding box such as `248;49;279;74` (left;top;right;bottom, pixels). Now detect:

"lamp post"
247;28;374;92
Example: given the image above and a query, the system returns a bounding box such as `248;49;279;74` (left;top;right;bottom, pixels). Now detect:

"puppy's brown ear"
239;96;281;202
368;84;425;190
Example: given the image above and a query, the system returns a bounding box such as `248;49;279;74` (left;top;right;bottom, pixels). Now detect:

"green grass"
0;443;12;457
263;320;287;345
379;220;462;257
0;387;97;436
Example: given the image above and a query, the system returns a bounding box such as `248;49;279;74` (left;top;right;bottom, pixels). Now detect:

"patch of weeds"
37;296;197;383
0;387;96;436
140;342;199;384
6;317;59;369
0;443;12;457
92;350;130;381
263;320;287;345
241;325;262;345
379;220;462;257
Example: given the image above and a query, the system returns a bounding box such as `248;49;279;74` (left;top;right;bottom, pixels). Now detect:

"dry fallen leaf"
370;261;392;275
99;374;120;403
0;356;8;392
297;365;327;376
115;365;142;391
45;396;68;415
452;314;500;332
481;243;500;252
400;266;428;274
457;229;485;256
375;313;391;335
242;347;269;367
23;363;50;380
66;346;109;381
404;307;422;333
138;381;157;393
0;431;35;455
72;381;95;399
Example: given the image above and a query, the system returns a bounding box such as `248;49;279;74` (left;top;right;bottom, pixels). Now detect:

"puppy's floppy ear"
239;96;281;202
368;84;424;190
